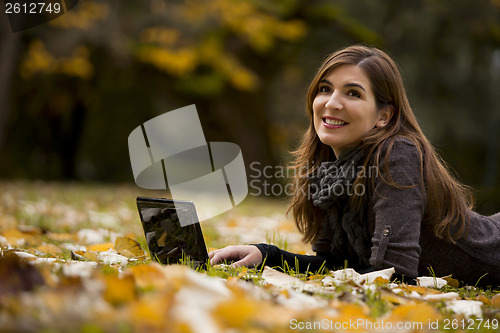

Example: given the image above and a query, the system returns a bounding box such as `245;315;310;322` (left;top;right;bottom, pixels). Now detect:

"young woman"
209;45;500;287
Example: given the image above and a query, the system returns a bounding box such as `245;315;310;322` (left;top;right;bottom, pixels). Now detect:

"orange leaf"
46;232;77;242
443;276;460;288
87;242;114;252
387;302;442;323
36;244;63;257
128;263;167;290
213;295;259;328
490;294;500;308
128;294;172;331
114;237;146;259
103;274;136;306
84;250;99;262
477;294;491;306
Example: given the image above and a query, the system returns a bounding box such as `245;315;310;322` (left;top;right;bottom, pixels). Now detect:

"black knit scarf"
309;146;372;268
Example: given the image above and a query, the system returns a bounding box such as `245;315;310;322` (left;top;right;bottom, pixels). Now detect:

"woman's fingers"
209;245;262;267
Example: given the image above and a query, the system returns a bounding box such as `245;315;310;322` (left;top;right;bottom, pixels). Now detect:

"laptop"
136;197;209;268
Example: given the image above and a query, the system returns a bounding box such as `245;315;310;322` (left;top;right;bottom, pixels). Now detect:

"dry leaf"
443;276;460;288
477;294;491;306
379;288;412;305
46;232;77;242
0;253;45;295
87;242;114;252
84;250;99;262
423;292;460;302
416;276;447;288
128;263;168;290
98;250;129;265
491;294;500;308
114;237;146;259
213;295;259;328
128;294;173;332
103;274;136;306
261;266;304;289
445;300;483;318
36;243;63;257
387;302;442;323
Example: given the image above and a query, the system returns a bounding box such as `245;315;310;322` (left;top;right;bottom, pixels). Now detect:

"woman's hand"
209;245;263;268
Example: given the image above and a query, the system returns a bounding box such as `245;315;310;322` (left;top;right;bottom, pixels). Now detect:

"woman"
209;45;500;287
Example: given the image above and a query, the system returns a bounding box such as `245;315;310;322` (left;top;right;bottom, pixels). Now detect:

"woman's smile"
322;115;348;128
313;64;391;157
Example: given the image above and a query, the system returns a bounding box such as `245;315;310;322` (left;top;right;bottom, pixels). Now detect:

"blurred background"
0;0;499;214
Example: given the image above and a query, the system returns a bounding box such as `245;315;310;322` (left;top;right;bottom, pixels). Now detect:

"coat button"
383;228;390;236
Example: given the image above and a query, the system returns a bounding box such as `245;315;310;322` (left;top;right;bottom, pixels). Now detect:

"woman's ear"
375;105;394;128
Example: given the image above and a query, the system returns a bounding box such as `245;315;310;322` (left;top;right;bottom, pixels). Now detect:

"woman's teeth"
324;118;346;126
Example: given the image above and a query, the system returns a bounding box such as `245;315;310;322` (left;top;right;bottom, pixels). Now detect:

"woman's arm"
209;243;336;273
369;139;426;278
252;243;337;273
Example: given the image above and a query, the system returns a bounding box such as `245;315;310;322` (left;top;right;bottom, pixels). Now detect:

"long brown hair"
287;45;473;244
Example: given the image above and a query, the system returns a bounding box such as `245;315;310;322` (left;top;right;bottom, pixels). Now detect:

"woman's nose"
325;92;343;110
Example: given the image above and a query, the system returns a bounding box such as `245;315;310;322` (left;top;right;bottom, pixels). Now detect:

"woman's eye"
347;90;361;98
318;85;331;93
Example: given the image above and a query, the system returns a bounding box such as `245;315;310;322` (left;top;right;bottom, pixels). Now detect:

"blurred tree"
0;0;499;212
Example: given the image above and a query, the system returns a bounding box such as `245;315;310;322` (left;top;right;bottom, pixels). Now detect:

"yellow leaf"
387;302;442;323
477;294;491;306
213;295;259;328
36;243;63;257
103;274;136;306
84;250;99;262
379;289;411;305
490;294;500;308
114;237;146;259
373;276;389;285
333;303;371;328
2;229;30;246
443;276;460;288
128;294;172;331
128;263;167;290
46;232;77;242
87;242;114;252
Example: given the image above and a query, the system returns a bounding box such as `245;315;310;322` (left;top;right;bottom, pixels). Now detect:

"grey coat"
255;139;500;287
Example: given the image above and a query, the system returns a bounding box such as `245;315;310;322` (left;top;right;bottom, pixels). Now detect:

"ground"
0;181;499;332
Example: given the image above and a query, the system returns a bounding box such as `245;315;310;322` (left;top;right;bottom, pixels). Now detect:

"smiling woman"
312;64;393;157
210;45;500;288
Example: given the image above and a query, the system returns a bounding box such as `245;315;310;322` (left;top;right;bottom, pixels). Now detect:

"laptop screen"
136;197;208;268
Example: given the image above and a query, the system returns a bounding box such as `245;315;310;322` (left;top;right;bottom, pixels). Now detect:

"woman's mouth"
323;117;348;127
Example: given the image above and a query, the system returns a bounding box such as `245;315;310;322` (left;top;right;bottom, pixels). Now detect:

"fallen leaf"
261;266;304;289
46;232;77;242
128;294;173;332
128;263;168;290
379;288;412;305
491;294;500;308
423;292;460;302
36;243;63;257
98;250;129;265
114;237;146;259
103;274;136;306
387;302;442;323
213;295;259;328
416;276;447;288
0;253;44;295
443;276;460;288
87;242;114;252
84;250;99;262
445;300;483;318
62;261;98;278
477;294;491;306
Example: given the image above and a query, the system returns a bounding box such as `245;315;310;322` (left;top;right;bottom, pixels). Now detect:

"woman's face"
313;64;390;157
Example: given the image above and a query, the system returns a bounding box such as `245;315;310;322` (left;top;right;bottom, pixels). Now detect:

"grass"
1;181;499;332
